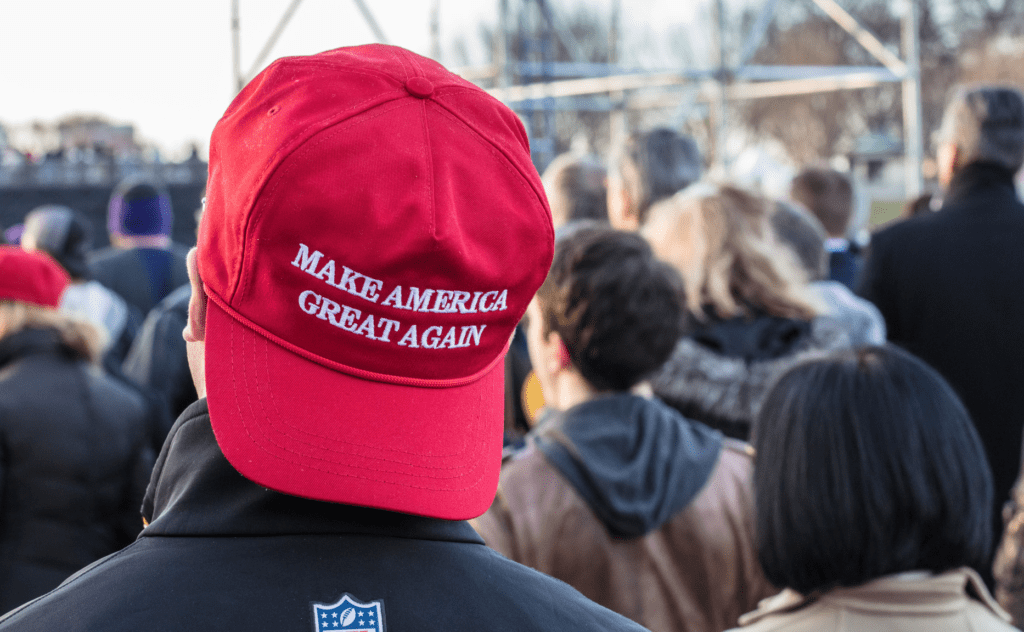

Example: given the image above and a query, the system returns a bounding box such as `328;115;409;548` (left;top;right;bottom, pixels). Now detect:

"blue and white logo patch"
313;594;384;632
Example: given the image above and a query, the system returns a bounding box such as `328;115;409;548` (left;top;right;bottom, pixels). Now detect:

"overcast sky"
1;0;704;159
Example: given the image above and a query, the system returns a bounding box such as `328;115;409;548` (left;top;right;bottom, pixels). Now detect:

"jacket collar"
738;567;1011;626
0;327;77;369
944;161;1020;209
141;398;485;545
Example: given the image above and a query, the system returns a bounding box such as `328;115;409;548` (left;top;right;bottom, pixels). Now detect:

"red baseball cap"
0;246;70;308
199;44;553;520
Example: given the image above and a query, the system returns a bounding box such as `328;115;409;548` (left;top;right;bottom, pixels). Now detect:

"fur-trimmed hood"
651;313;853;440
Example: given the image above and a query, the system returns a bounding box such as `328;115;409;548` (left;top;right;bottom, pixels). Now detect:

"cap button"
406;77;434;99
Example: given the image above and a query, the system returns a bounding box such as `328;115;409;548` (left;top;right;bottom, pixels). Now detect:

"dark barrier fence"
0;183;205;249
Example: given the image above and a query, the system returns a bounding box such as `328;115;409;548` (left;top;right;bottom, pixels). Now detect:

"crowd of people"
0;43;1022;632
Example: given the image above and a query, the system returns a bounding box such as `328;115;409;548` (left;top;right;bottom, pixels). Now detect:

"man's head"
541;152;607;229
530;227;685;395
789;168;853;239
607;127;701;231
107;176;173;248
22;204;93;281
185;44;553;520
935;85;1024;189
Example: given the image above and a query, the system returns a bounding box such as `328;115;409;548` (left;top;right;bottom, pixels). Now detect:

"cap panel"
202;59;408;303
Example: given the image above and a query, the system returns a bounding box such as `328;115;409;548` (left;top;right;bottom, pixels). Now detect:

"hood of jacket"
0;327;81;369
535;393;723;539
141;398;485;544
944;161;1020;210
650;313;852;439
690;313;811;362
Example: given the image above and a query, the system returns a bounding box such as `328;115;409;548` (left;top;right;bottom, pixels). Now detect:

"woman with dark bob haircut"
732;345;1015;632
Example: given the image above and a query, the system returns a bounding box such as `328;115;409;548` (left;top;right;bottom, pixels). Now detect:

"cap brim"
204;299;505;520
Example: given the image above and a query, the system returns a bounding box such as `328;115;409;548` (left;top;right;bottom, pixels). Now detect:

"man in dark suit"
858;85;1024;584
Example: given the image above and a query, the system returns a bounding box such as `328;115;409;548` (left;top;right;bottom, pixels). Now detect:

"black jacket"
858;162;1024;568
122;283;197;432
0;400;647;632
651;312;853;440
88;244;190;319
0;328;154;613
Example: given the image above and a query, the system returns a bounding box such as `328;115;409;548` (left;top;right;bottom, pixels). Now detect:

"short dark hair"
535;227;686;392
939;85;1024;173
616;128;702;226
753;345;993;595
542;153;608;228
789;168;853;237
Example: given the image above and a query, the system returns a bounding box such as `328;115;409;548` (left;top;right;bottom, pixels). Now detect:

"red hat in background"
0;246;70;309
199;44;553;520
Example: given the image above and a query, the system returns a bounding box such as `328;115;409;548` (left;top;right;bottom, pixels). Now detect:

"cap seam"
429;96;555;251
420;100;437;238
394;47;414;80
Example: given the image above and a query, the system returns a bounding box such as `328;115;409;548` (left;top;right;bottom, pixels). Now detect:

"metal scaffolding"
226;0;926;197
482;0;925;196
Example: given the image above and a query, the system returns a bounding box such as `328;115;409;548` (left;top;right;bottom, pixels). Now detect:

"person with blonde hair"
642;185;854;440
0;246;154;613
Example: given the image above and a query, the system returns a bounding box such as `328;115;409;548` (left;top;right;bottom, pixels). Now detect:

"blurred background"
1;0;1022;241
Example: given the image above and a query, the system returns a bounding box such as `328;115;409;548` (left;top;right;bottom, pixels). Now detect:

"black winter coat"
122;283;197;434
0;400;646;632
0;328;154;613
858;162;1024;572
88;244;190;320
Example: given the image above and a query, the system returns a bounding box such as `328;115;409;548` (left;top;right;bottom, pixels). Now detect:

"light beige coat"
732;568;1016;632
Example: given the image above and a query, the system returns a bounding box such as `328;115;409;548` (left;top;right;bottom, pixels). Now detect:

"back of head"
789;168;853;238
197;44;553;520
770;200;828;282
642;185;820;321
938;85;1024;174
22;205;93;280
535;227;685;392
616;127;702;225
542;153;608;229
108;175;173;239
754;345;993;594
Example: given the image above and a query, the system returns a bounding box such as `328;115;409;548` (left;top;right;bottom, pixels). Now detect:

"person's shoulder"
468;544;649;631
686;438;753;509
87;246;130;270
151;283;192;317
495;442;574;510
0;542;143;630
867;212;939;251
725;587;846;632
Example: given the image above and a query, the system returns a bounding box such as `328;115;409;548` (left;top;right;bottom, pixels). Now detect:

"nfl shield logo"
312;594;385;632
